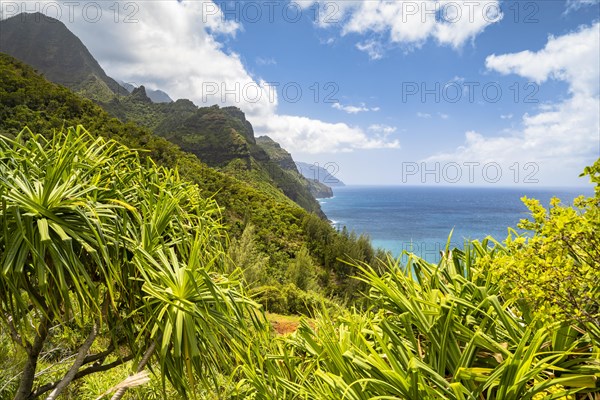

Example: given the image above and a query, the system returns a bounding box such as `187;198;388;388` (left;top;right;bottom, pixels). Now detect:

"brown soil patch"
270;319;300;335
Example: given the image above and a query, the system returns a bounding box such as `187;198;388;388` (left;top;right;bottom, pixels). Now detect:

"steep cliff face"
0;11;326;215
257;136;334;199
0;12;125;101
130;86;154;103
256;136;299;172
119;81;173;103
222;106;256;144
308;181;334;199
154;105;252;168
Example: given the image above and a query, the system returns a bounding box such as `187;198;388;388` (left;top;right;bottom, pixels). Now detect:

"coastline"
318;185;592;262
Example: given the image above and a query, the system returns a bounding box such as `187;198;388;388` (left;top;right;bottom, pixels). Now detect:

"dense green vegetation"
236;236;599;399
487;162;600;335
0;53;385;304
1;127;598;399
0;28;598;399
0;127;264;399
256;136;333;199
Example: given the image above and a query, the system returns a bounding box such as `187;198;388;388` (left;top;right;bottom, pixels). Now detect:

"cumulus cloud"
486;25;600;97
426;23;600;184
6;0;398;154
301;0;502;55
417;112;432;118
261;115;400;153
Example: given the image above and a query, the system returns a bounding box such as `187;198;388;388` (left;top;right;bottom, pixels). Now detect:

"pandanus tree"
0;126;262;399
236;239;600;399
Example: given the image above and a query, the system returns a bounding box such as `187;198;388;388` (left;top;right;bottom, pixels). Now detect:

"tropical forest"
0;6;599;400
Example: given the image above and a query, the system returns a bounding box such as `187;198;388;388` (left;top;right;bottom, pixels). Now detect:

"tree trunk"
13;315;50;400
45;321;98;400
110;340;156;400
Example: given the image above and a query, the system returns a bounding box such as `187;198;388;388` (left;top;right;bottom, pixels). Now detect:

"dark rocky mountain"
0;12;125;101
103;93;326;213
0;11;325;215
0;12;173;104
119;80;173;103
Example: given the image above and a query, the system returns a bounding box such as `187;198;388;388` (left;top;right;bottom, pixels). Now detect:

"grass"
266;313;304;335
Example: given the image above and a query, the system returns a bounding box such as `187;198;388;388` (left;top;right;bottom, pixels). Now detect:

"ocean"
319;186;592;263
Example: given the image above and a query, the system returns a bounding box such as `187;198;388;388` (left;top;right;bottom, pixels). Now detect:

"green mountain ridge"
99;87;326;214
0;12;125;101
257;136;334;199
119;80;173;103
0;11;324;216
0;51;384;300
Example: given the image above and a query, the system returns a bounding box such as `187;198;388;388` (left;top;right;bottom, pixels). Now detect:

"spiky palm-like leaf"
0;126;265;400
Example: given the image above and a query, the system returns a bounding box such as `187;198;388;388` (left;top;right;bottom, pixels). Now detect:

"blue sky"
210;0;599;186
3;0;598;186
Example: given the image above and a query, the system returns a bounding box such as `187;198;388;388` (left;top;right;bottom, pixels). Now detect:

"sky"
2;0;599;186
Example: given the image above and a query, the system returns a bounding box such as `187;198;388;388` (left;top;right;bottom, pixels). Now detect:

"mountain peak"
5;12;56;23
130;85;153;103
0;12;124;101
222;106;256;144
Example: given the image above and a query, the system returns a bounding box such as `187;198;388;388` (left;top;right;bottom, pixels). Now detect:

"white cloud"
356;40;385;60
203;3;241;36
565;0;598;13
368;124;398;135
426;23;600;185
10;0;398;154
417;112;432;118
302;0;502;56
256;57;277;66
486;24;600;97
438;113;449;119
260;115;400;154
332;102;379;114
500;114;513;120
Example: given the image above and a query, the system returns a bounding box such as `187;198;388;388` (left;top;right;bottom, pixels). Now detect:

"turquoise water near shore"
319;186;592;263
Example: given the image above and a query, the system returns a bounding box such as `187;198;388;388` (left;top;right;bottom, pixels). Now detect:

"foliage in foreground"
0;127;262;399
234;163;600;399
236;239;600;399
0;119;597;399
0;53;385;301
488;160;600;335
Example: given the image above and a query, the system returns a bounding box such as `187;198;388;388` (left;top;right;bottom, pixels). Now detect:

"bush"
250;284;341;316
487;159;600;336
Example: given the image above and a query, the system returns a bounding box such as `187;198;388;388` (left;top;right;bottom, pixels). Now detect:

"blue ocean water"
319;186;592;263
